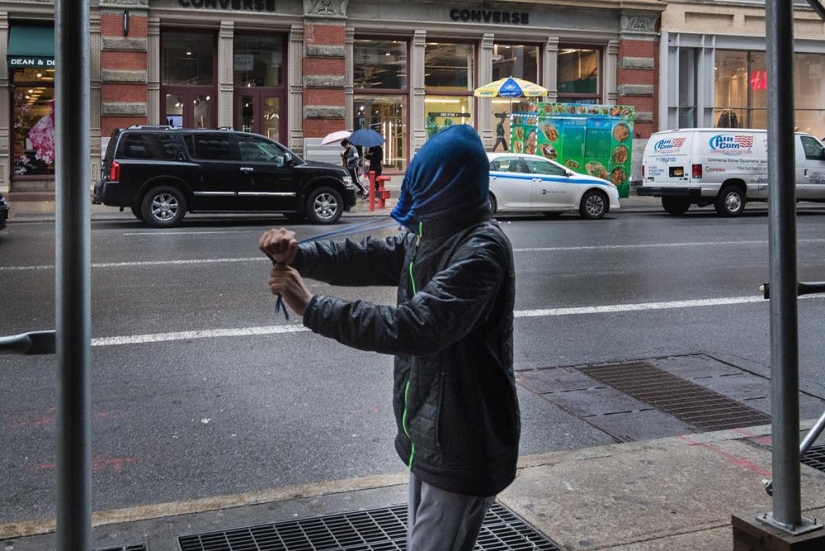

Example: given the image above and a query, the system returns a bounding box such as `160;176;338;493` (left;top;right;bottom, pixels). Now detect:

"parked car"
639;128;825;216
0;192;8;230
93;126;358;227
487;152;620;220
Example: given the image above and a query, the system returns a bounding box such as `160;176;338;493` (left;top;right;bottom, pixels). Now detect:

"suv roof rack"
127;125;174;130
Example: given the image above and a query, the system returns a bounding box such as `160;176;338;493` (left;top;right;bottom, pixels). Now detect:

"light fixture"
205;95;210;101
123;9;130;36
36;73;42;78
186;51;192;56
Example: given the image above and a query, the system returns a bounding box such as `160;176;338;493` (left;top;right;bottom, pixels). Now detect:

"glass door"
163;89;214;129
234;90;283;140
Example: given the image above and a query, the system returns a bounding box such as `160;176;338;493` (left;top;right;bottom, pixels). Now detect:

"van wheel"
662;197;690;215
307;187;343;224
715;186;746;216
141;186;187;228
579;189;608;219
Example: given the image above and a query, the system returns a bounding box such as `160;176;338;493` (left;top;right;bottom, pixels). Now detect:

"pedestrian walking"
260;124;520;551
341;138;367;196
493;116;508;152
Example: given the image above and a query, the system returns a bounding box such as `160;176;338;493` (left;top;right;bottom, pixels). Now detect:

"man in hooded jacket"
259;124;520;550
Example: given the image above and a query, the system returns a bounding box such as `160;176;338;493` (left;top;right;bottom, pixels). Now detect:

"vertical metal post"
54;0;92;547
765;0;802;531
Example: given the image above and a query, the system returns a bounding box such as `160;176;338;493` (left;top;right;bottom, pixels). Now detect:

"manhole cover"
579;361;772;432
178;502;559;550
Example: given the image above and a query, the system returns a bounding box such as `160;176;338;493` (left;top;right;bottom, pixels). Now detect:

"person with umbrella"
341;138;367;196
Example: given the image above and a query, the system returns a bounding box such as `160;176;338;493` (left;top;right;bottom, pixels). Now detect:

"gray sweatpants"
407;472;496;551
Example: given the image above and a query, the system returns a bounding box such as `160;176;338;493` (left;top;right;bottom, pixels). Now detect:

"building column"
410;29;427;153
543;37;558;103
617;11;659;138
218;20;234;130
90;15;102;190
288;24;304;153
0;13;10;193
99;0;148;135
147;17;159;125
301;2;347;144
605;39;619;105
478;33;494;149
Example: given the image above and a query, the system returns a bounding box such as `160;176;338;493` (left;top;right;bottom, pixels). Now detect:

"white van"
638;128;825;216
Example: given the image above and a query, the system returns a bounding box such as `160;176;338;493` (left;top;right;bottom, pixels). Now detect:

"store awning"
7;25;54;68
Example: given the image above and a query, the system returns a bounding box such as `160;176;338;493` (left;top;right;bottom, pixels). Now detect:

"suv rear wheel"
141;185;187;228
306;187;343;224
130;205;144;221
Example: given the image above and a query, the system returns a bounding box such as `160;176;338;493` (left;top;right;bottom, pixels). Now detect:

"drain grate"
579;361;771;432
95;545;147;551
178;502;559;551
802;445;825;473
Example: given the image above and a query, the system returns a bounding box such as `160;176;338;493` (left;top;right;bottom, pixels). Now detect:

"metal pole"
766;0;801;530
54;0;92;547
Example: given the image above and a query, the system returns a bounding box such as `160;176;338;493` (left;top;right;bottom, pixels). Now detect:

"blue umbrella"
348;128;385;147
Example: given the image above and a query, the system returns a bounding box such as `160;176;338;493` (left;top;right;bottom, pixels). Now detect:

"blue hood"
391;125;490;232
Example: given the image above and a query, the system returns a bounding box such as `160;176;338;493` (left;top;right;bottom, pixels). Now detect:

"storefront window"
424;97;472;138
715;50;825;136
489;43;540;152
12;69;55;177
354;96;406;171
557;47;600;101
354;38;409;170
233;35;284;87
424;43;474;140
425;42;474;91
354;40;407;90
162;32;214;86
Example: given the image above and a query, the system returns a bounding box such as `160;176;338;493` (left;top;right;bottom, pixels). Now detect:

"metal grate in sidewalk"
178;501;559;550
802;445;825;473
579;361;772;432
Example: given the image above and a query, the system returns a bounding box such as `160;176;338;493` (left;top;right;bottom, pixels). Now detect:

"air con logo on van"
652;137;686;153
709;135;754;155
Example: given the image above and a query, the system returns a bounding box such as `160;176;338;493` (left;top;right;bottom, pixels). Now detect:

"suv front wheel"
141;185;187;228
306;187;343;224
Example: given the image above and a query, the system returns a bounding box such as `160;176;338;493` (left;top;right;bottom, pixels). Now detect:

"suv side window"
185;134;233;161
121;133;180;160
237;134;286;164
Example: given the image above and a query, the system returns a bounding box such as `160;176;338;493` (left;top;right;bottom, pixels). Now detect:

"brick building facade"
0;0;664;194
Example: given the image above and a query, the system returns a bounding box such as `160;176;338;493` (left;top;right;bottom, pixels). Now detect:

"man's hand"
259;228;298;265
268;264;313;316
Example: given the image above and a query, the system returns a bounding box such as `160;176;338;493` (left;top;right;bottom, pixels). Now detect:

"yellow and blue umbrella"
473;76;548;98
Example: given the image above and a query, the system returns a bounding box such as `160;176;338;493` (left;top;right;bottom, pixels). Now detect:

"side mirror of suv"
284;152;292;165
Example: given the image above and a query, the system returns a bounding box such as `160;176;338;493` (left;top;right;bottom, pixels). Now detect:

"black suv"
93;126;357;227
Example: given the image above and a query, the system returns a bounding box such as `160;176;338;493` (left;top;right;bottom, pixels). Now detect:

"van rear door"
643;131;693;187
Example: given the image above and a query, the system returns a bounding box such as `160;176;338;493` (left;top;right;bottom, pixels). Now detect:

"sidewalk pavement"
3;422;825;550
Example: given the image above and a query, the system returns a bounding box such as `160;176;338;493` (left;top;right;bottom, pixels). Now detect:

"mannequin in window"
716;109;739;129
29;99;55;165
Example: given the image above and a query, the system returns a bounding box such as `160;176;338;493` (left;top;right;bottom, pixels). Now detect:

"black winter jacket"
295;214;520;497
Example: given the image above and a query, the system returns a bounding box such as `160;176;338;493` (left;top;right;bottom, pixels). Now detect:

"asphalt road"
3;210;825;525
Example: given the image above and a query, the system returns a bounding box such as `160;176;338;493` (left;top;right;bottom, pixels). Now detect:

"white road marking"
85;295;809;348
516;238;825;252
91;324;308;347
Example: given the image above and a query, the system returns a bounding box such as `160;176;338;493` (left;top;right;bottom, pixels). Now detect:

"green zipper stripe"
402;223;423;472
403;380;415;470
